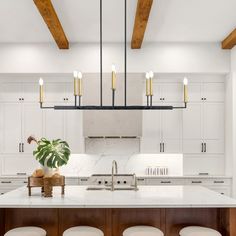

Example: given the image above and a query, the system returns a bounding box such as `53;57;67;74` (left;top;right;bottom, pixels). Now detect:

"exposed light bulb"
73;70;78;79
149;71;154;79
183;77;188;85
112;64;116;73
39;78;44;86
145;72;150;80
78;71;83;79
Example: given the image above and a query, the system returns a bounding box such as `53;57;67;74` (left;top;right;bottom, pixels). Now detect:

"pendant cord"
100;0;103;106
124;0;127;106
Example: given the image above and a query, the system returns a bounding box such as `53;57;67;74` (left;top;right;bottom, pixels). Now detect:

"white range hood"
83;74;143;138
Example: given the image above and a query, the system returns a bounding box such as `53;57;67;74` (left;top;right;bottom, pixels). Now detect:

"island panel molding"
33;0;69;49
131;0;153;49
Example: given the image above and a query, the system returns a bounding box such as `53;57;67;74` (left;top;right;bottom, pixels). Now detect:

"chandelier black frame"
39;0;187;111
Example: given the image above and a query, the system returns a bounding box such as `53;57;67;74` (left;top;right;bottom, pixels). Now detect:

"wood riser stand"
0;208;235;236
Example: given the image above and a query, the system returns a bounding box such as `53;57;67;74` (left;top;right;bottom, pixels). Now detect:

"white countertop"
0;185;236;208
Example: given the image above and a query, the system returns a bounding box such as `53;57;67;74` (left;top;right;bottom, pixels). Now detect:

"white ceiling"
0;0;235;43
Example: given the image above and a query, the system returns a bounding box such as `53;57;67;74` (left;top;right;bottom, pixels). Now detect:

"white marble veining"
60;154;183;177
0;186;236;208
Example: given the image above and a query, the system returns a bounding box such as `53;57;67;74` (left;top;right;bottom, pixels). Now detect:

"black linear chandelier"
39;0;188;110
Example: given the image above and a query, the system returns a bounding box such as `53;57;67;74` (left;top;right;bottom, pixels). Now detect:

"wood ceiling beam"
131;0;153;49
222;28;236;49
33;0;69;49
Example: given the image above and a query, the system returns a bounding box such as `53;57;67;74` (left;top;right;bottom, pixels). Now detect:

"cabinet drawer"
0;178;27;186
146;178;185;185
186;178;231;186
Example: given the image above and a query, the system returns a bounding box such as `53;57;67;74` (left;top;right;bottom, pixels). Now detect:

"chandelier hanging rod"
38;0;188;111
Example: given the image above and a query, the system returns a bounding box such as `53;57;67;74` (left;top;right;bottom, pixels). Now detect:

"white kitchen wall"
0;42;230;73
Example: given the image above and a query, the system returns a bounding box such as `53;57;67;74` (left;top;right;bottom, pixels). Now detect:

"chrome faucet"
132;173;138;191
111;160;118;191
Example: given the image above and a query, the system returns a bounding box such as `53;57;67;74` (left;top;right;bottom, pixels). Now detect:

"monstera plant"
28;136;70;169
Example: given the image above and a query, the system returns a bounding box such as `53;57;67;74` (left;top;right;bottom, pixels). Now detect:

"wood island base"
0;208;235;236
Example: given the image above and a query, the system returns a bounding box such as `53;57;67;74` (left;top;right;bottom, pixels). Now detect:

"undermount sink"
86;186;138;191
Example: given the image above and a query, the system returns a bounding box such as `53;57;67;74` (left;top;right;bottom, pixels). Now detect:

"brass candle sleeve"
184;85;188;103
74;78;78;96
149;78;153;96
112;71;116;90
77;79;83;96
39;86;44;103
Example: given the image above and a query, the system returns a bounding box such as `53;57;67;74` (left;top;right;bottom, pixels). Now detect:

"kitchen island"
0;186;235;236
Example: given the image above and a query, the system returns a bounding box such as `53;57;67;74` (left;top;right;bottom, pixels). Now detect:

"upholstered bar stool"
4;227;46;236
63;226;104;236
123;226;164;236
179;226;222;236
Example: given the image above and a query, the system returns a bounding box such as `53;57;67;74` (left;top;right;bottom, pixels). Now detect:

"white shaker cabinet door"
44;82;66;103
162;106;183;153
161;83;183;102
43;104;65;140
0;83;22;102
140;110;161;153
22;103;43;154
183;103;203;154
22;83;39;102
0;103;22;154
187;83;202;102
203;103;224;154
65;110;84;154
203;83;225;102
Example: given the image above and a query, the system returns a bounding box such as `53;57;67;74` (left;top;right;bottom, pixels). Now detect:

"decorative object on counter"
37;0;188;111
28;135;70;177
146;166;169;176
27;174;65;198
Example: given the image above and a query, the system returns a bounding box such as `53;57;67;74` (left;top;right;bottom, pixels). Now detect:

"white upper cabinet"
43;103;65;140
151;82;183;103
22;103;43;154
65;110;84;154
203;83;224;102
22;83;39;102
0;83;22;102
187;83;202;102
162;106;183;153
141;110;162;153
0;103;22;154
161;83;183;102
44;82;66;103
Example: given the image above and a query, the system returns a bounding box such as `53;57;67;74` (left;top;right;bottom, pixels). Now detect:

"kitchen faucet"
111;160;118;191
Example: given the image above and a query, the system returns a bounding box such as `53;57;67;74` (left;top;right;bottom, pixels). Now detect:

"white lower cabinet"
145;177;232;196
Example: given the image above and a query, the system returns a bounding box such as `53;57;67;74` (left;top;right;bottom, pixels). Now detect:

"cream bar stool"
123;226;164;236
63;226;104;236
4;226;46;236
179;226;222;236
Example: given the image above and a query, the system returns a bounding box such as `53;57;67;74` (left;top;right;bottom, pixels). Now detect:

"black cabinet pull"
22;143;24;152
214;181;224;184
161;181;171;184
160;143;162;152
19;143;21;153
163;143;165;153
204;143;207;153
201;143;204;153
192;181;202;184
1;181;12;184
17;172;27;176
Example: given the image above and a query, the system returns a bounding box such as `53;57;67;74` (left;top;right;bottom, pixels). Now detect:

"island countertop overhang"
0;185;236;209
